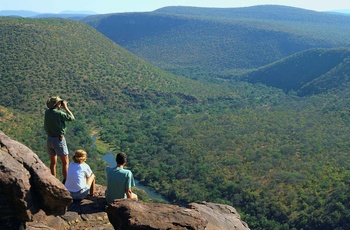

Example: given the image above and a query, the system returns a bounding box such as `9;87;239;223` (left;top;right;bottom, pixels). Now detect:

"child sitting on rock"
65;149;95;200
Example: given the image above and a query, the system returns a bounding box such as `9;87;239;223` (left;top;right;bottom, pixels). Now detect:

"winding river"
135;180;167;202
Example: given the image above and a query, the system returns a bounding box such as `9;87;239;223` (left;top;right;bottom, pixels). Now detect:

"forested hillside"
83;5;350;80
241;48;350;96
155;5;350;24
0;16;226;182
2;16;350;230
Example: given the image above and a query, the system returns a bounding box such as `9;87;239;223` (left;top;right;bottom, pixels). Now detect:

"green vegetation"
241;48;350;96
2;8;350;229
83;6;350;81
0;16;226;184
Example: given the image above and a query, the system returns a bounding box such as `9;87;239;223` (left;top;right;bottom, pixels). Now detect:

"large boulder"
0;131;72;229
107;199;250;230
107;199;207;229
189;202;250;230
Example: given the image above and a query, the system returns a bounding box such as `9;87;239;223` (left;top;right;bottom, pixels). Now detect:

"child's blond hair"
72;149;87;163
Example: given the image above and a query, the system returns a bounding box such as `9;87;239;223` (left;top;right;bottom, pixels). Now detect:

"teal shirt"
44;108;74;136
105;167;135;203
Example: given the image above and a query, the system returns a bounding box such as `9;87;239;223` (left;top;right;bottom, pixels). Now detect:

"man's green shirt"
44;109;74;136
105;167;135;203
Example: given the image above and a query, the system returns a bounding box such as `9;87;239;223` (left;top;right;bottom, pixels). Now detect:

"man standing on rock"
44;96;75;184
105;152;138;203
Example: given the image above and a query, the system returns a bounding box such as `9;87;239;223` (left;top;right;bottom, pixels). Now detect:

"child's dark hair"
116;152;127;165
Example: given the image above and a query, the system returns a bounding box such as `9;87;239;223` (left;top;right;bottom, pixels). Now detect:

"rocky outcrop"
107;199;207;229
0;131;72;229
28;184;112;230
0;131;250;230
189;202;250;230
107;199;250;230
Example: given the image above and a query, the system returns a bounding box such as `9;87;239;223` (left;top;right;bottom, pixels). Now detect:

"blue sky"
1;0;350;14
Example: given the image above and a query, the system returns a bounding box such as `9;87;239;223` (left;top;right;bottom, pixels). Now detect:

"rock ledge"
0;131;249;230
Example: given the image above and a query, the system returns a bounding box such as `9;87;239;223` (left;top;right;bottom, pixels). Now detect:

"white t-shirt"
65;162;93;192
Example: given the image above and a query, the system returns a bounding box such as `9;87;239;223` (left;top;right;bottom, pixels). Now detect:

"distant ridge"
0;10;39;17
84;5;350;79
0;10;96;18
34;13;94;20
154;5;350;24
59;10;97;15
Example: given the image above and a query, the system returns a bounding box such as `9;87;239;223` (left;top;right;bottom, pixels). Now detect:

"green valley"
2;6;350;229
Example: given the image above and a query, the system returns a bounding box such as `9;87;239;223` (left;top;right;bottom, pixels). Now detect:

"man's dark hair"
116;152;127;165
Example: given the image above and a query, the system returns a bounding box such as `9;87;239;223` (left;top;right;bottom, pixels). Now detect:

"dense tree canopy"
83;6;350;81
2;13;350;229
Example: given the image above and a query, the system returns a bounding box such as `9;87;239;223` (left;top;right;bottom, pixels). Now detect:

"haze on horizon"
1;0;350;14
